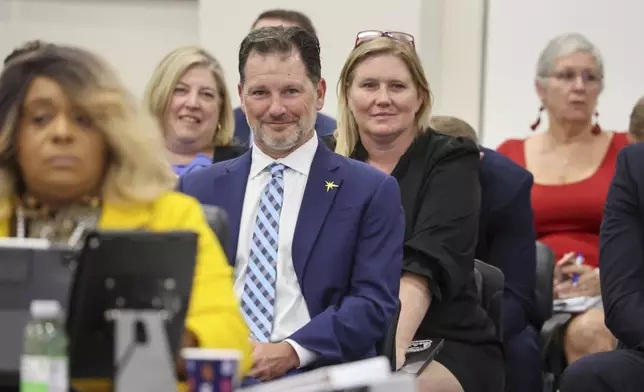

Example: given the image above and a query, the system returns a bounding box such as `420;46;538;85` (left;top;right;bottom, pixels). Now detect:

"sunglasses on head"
354;30;415;48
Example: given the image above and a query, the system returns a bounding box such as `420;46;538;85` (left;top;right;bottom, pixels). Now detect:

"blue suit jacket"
477;147;537;339
600;143;644;350
177;140;404;366
233;107;337;147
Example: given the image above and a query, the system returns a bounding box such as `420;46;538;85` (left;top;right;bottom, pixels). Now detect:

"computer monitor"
0;238;76;387
66;230;198;380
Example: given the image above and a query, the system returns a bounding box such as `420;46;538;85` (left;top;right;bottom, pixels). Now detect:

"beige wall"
2;0;486;140
0;0;199;100
482;0;644;147
198;0;486;137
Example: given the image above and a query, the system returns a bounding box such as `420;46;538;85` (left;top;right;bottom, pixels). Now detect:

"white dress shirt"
234;135;319;367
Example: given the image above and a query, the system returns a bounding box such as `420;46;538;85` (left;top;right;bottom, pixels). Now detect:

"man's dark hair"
238;26;321;86
252;9;316;36
3;40;54;66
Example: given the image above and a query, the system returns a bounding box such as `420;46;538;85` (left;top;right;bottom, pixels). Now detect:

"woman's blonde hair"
0;45;177;219
143;46;234;147
335;37;433;157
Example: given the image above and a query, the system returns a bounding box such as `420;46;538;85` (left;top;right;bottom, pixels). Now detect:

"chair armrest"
378;299;401;371
539;313;572;360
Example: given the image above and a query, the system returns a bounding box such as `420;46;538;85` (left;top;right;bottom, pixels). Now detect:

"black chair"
536;241;572;391
201;204;232;262
377;299;401;371
474;259;505;341
535;241;555;327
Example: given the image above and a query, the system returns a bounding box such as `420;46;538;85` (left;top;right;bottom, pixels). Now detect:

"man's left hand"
555;264;601;299
176;329;199;380
248;341;300;381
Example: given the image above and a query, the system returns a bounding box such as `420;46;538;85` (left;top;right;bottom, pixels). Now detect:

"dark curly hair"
3;40;55;66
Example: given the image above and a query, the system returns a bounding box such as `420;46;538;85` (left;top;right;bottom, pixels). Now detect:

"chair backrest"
376;299;401;371
474;260;505;341
201;205;231;262
535;241;555;326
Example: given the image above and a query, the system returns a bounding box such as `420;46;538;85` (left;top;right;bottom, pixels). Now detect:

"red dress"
497;133;629;268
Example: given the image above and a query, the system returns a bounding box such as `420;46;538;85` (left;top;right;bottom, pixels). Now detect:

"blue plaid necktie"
241;162;285;342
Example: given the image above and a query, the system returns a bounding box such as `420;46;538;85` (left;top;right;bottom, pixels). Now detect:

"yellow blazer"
0;191;252;377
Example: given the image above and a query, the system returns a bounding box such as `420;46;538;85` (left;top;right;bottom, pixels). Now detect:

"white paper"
553;296;602;313
0;237;51;249
238;356;392;392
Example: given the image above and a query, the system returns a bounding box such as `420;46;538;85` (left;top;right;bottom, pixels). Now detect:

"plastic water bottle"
20;300;69;392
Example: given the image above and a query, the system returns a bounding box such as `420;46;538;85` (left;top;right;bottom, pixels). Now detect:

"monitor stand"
107;309;177;392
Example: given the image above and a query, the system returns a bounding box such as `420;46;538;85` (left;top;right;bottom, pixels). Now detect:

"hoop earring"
530;106;544;131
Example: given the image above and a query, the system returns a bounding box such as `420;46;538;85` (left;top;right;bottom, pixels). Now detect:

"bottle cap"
30;300;62;318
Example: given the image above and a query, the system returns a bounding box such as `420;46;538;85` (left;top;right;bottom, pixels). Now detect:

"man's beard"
249;118;315;152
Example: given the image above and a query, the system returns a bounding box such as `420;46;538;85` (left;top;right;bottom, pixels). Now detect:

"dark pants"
240;377;261;387
560;348;644;392
504;325;541;392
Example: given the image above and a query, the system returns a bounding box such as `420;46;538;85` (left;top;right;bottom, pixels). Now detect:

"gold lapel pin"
325;181;339;192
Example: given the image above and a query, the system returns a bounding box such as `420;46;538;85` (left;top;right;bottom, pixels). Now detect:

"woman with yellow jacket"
0;43;252;381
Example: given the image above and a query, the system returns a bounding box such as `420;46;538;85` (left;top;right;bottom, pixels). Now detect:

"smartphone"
400;339;444;376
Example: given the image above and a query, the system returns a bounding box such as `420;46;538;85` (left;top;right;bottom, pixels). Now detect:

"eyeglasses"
354;30;415;48
549;70;602;86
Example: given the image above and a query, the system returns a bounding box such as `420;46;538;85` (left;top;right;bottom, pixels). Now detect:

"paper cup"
182;348;242;392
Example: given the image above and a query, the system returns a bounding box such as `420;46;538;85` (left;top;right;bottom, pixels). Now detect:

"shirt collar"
172;153;212;177
249;133;318;179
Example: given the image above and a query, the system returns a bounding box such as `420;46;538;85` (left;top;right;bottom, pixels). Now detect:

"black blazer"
320;135;336;151
477;147;538;338
353;130;498;345
599;143;644;350
212;144;247;163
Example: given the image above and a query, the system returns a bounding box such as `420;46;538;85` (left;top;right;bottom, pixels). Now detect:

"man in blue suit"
559;143;644;392
430;116;540;392
179;26;403;383
233;9;336;147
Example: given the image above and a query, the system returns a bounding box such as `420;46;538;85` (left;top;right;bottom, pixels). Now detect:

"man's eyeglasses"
354;30;415;48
